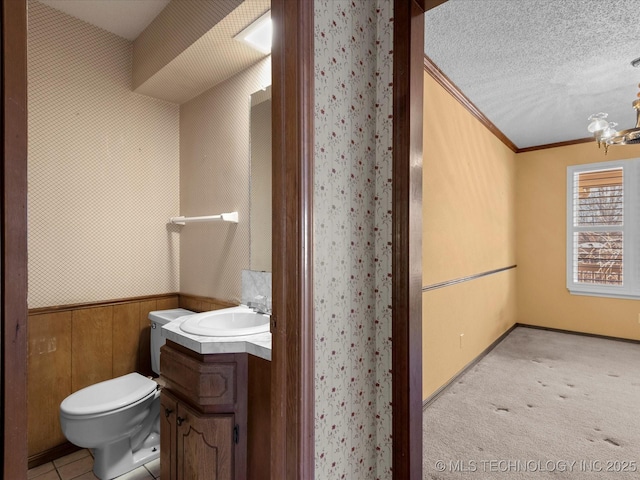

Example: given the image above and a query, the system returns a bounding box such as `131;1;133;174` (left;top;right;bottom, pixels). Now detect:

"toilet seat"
61;373;157;416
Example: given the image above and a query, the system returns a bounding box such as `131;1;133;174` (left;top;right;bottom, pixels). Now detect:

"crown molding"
423;55;518;153
516;137;593;153
423;55;595;154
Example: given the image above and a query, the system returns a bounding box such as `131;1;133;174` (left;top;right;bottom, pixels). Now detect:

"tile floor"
27;449;160;480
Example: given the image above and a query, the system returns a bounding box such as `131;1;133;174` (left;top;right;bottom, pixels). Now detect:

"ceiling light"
234;11;272;54
588;59;640;154
587;85;640;154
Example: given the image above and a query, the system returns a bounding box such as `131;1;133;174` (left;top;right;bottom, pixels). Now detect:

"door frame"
2;0;440;477
2;0;29;477
270;0;439;478
269;0;315;478
391;2;447;477
392;1;425;478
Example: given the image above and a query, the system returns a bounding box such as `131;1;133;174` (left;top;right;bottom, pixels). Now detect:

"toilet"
59;308;193;480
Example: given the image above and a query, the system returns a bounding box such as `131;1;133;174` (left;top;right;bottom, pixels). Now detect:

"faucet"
247;295;271;315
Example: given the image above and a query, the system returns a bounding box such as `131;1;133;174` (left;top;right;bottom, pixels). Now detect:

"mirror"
249;86;272;272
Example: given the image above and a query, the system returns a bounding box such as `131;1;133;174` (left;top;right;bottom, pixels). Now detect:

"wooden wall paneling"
27;312;72;456
2;0;28;477
178;293;237;313
112;302;140;377
138;299;157;376
26;294;180;466
71;306;113;392
393;0;425;478
156;296;179;311
178;295;203;312
27;294;180;316
200;301;214;311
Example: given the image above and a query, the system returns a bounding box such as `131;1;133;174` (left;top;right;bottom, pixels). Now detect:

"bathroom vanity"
159;339;271;480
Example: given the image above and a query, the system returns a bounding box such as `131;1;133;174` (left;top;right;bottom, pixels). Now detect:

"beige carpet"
423;327;640;479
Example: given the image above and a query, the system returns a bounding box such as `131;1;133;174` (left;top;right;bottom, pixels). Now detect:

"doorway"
3;0;430;478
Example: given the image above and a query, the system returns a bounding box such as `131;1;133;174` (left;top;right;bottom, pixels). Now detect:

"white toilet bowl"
58;308;193;479
60;373;161;479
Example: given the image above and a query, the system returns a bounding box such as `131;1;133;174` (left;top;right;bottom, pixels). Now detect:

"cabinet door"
160;392;178;480
176;402;234;480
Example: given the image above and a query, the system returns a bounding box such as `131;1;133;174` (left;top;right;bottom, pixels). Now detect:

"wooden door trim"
2;0;28;477
392;0;427;478
3;0;435;477
270;0;315;478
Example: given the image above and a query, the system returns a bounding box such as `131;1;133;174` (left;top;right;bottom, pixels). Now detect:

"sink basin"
179;307;270;337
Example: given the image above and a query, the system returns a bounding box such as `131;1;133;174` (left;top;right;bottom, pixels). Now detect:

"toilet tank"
148;308;193;375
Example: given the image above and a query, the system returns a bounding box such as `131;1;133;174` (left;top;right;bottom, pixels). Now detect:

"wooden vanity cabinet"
160;341;271;480
160;390;234;480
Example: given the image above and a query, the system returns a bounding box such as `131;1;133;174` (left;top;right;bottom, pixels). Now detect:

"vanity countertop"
162;314;271;361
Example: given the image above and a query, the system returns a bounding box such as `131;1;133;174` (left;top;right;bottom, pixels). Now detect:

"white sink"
179;307;270;337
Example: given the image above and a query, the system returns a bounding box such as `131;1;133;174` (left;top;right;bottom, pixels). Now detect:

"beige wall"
131;0;271;104
27;1;180;308
132;0;241;92
423;66;640;400
516;142;640;340
423;270;517;395
179;58;271;303
422;72;518;399
250;96;272;272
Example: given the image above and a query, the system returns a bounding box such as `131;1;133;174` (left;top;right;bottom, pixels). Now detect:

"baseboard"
28;442;81;469
515;323;640;345
423;323;518;410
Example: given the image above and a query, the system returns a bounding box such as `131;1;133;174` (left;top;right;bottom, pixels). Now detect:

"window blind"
571;167;623;286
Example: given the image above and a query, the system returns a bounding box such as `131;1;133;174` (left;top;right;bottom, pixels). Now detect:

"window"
567;159;640;299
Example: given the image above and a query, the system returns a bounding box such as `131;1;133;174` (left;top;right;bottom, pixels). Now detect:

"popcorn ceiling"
425;0;640;149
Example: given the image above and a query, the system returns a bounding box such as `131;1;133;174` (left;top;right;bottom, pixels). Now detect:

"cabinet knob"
176;416;185;426
164;408;173;418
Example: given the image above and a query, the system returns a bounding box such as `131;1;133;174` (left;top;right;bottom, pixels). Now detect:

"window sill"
568;289;640;301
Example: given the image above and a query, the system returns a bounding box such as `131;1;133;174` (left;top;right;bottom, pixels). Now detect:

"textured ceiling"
39;0;271;104
133;0;270;104
424;0;640;149
38;0;170;41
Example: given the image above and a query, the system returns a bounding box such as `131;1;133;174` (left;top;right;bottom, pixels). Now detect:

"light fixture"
587;58;640;154
234;11;272;54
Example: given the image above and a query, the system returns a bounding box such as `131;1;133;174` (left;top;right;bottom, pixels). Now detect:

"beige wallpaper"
249;95;272;272
132;0;270;104
132;0;241;91
179;57;271;303
28;1;180;308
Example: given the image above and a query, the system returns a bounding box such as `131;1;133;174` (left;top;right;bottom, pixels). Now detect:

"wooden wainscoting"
27;293;237;468
27;294;179;465
27;292;237;466
178;293;236;313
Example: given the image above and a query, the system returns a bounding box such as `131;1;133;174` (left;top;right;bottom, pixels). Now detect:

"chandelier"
588;63;640;154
